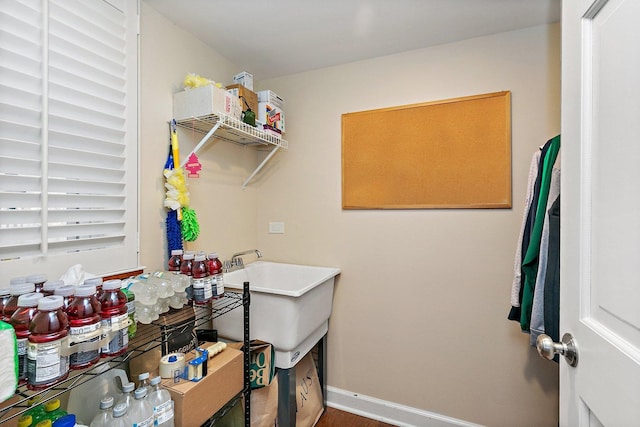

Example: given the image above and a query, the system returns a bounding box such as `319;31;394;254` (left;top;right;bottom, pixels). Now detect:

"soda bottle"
10;293;44;384
67;284;102;369
27;295;69;390
3;282;36;321
26;274;47;293
99;280;128;357
191;254;212;305
147;376;175;427
180;252;194;301
168;249;183;272
116;382;135;411
206;252;224;298
53;285;76;311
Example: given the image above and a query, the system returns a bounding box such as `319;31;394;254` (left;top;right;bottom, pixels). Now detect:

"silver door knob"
536;333;579;367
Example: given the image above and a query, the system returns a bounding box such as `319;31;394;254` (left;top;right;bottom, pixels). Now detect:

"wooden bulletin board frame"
341;91;512;209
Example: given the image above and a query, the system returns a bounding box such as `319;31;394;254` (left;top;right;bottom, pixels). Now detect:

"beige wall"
140;3;560;425
139;2;261;270
256;24;560;426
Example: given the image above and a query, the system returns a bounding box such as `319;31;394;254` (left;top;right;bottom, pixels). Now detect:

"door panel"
561;0;640;424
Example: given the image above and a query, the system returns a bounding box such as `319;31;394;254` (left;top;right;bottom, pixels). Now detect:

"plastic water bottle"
137;372;151;391
9;293;43;384
110;403;129;427
168;291;188;310
130;276;159;324
147;376;175;427
126;387;154;427
116;382;135;411
27;296;69;390
151;272;174;299
89;396;114;427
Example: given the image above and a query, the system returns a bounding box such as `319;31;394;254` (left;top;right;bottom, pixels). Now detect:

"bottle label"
154;400;174;424
26;339;69;385
126;300;136;314
101;313;130;354
69;321;102;367
70;335;101;367
110;312;131;331
210;275;218;297
215;274;225;296
192;277;211;303
203;277;213;299
133;414;154;427
69;321;102;339
16;337;27;380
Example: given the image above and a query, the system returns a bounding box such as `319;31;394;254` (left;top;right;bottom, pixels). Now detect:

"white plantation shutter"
0;0;139;279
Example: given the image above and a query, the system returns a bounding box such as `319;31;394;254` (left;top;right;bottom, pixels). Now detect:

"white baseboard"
325;386;484;427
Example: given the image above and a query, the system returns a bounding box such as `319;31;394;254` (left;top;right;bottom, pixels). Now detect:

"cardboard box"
173;85;242;121
257;102;285;133
129;308;198;382
162;345;244;427
228;340;275;389
257;90;284;109
226;84;258;114
233;71;253;90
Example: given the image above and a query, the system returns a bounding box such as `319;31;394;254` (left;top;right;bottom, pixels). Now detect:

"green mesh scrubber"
180;206;200;242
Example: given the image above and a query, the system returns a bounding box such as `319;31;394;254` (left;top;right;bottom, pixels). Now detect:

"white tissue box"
173;85;242;121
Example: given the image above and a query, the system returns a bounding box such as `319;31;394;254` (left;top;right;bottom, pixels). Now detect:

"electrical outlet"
269;222;285;234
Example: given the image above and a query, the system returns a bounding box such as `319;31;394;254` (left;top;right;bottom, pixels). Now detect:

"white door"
560;0;640;425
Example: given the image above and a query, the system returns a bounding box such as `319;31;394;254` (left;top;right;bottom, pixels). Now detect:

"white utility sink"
212;261;340;368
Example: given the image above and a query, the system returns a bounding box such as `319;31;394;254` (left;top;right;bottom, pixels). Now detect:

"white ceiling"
145;0;561;80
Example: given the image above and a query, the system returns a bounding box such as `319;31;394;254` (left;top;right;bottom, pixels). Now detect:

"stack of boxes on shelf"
172;71;286;138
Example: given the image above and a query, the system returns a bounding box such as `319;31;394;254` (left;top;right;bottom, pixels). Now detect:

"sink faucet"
224;249;262;272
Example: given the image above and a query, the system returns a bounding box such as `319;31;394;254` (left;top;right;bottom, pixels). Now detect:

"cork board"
342;91;511;209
